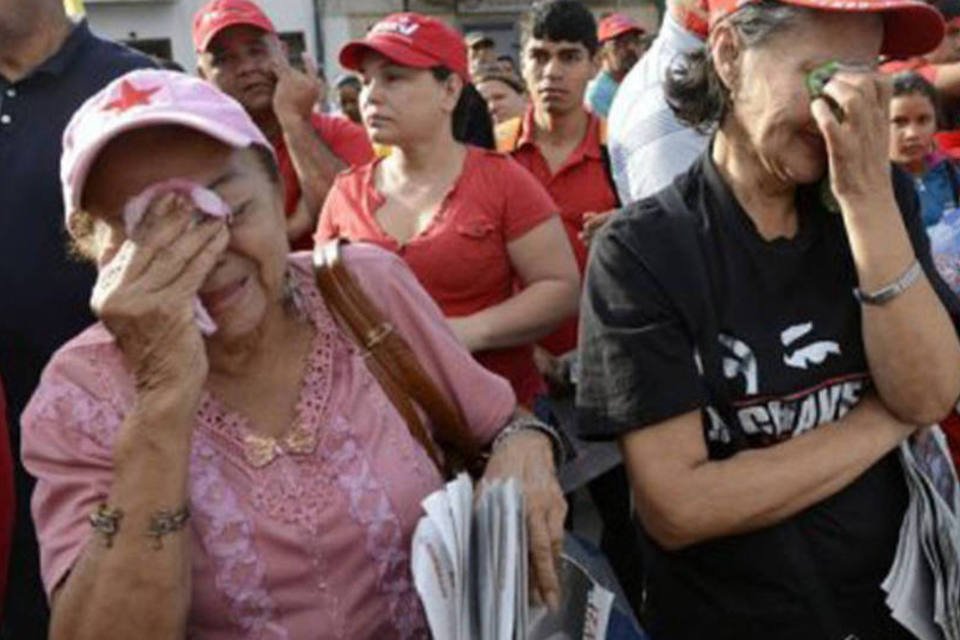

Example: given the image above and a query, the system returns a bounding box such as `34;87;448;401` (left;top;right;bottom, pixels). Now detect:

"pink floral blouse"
21;245;515;639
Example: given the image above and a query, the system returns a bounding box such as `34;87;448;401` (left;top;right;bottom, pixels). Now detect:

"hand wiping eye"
122;178;232;335
123;178;232;235
806;60;875;123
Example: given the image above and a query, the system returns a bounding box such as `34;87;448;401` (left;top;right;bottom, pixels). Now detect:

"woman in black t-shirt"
578;1;960;638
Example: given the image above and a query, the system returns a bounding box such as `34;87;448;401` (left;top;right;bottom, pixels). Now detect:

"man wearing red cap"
585;13;647;118
192;0;373;251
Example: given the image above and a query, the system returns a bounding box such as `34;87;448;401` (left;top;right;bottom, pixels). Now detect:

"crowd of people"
2;0;960;637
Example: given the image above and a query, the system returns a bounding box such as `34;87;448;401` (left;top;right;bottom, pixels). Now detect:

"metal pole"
312;0;325;71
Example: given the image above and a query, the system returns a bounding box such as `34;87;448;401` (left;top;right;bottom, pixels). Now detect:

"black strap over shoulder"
650;184;852;640
599;145;622;208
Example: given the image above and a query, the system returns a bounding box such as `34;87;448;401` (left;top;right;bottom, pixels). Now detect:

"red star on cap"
102;81;160;114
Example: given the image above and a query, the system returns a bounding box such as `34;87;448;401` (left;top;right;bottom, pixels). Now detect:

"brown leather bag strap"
312;240;481;475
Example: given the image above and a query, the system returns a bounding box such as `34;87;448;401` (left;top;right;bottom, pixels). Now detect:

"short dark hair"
892;71;945;128
522;0;599;56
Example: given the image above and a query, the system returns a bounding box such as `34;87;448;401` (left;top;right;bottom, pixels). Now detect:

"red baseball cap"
192;0;276;54
707;0;944;58
598;13;646;42
339;13;470;80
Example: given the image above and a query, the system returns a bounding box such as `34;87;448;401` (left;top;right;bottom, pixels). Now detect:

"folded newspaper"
411;474;621;640
883;426;960;640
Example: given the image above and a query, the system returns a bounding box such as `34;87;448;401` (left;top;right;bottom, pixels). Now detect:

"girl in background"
890;71;960;228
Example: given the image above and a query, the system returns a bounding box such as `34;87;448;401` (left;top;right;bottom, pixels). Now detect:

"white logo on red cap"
372;17;420;38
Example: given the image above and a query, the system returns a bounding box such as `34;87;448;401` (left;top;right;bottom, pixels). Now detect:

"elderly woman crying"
577;0;960;638
22;69;567;640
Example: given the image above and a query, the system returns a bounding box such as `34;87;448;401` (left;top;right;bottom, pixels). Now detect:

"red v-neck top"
316;146;559;405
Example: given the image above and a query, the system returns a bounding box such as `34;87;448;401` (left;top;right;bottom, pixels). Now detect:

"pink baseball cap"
61;68;272;235
192;0;276;53
339;13;470;81
598;14;645;42
707;0;944;58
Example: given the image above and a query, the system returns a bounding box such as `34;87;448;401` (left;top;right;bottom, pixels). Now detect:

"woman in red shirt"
316;13;580;407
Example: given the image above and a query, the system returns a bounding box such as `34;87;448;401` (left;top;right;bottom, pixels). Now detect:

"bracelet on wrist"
89;503;123;548
88;502;191;550
853;259;922;306
147;505;191;550
491;414;567;467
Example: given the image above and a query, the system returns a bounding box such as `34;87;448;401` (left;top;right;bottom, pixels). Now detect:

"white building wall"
83;0;659;78
84;0;317;71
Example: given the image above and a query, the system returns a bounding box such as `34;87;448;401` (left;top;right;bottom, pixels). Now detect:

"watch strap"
853;260;922;306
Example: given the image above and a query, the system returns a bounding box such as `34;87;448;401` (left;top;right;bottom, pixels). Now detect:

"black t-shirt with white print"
577;151;960;640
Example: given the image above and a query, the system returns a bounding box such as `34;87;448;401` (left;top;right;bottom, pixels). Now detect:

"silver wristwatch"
853;260;922;306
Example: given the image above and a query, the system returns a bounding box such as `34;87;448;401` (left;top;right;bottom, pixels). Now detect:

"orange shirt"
273;113;375;251
505;107;620;355
316;146;559;406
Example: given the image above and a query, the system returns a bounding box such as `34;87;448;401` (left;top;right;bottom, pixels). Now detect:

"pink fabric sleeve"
341;244;516;447
20;345;126;598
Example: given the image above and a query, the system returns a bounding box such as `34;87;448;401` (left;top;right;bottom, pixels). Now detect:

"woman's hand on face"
91;193;230;402
483;429;567;610
812;70;896;208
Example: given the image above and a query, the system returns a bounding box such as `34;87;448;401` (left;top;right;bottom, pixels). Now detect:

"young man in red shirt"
498;0;620;365
498;0;642;612
193;0;374;250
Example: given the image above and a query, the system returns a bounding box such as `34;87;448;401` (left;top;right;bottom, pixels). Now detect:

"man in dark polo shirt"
0;1;151;635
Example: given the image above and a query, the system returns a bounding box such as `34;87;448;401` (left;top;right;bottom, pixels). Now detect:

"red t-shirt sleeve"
314;167;374;244
496;155;559;241
315;174;347;243
312;114;375;168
